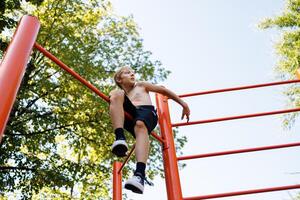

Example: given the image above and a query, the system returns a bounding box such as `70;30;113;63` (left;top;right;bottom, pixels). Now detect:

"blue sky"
110;1;300;200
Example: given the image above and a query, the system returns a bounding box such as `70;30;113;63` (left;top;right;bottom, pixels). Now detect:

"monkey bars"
157;79;300;199
1;15;300;200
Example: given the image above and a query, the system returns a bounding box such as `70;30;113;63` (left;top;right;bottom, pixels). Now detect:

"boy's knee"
109;90;124;102
135;120;147;130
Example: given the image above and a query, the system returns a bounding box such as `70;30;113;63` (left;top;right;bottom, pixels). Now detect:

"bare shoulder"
136;81;166;93
136;81;152;87
136;81;154;90
109;88;124;96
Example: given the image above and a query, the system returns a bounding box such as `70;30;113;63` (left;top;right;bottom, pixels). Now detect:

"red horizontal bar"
177;142;300;161
34;43;110;102
179;79;300;98
183;184;300;199
172;107;300;127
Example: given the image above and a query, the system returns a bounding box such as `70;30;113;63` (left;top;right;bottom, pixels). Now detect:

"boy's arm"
140;81;190;122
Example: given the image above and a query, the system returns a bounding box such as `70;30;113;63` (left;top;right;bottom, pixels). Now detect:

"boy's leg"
134;120;150;165
125;120;149;194
109;90;128;157
109;90;125;131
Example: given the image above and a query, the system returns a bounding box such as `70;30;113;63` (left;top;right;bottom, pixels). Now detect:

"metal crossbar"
1;15;300;200
177;141;300;161
178;79;300;98
172;107;300;127
183;184;300;200
157;76;300;199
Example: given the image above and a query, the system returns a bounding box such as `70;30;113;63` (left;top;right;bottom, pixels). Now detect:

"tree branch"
6;119;100;137
0;166;36;171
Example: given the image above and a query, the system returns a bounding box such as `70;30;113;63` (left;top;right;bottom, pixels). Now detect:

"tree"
0;0;186;199
260;1;300;199
259;0;300;128
0;0;44;57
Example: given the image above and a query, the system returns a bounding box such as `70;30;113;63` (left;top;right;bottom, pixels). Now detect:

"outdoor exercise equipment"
1;16;300;200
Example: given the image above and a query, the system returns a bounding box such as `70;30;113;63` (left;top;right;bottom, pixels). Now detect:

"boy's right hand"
181;102;190;122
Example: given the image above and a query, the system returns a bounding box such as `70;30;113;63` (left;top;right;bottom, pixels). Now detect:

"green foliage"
0;0;185;199
259;0;300;128
0;0;44;57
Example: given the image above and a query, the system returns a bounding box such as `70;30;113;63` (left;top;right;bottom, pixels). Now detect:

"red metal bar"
179;79;300;98
178;141;300;161
151;131;165;144
116;133;165;174
156;93;183;200
172;107;300;127
34;43;110;102
113;161;122;200
183;184;300;200
118;144;136;174
0;16;40;142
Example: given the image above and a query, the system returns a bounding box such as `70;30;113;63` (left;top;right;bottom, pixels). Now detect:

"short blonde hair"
113;66;133;89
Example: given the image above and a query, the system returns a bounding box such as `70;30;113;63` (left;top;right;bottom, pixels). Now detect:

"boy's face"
118;67;135;86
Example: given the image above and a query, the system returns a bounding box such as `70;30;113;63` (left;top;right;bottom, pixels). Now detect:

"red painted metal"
118;144;136;174
8;18;297;200
156;93;183;200
178;141;300;161
151;131;165;143
34;43;110;102
0;16;40;141
113;161;122;200
183;184;300;200
3;14;298;200
179;79;300;98
172;107;300;127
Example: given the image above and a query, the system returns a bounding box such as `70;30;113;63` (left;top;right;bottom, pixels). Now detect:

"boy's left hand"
181;102;190;122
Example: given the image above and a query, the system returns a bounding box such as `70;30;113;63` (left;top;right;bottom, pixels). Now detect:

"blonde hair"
113;66;133;89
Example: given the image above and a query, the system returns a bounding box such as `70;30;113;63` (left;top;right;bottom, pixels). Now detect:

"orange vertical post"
113;161;122;200
0;15;40;142
156;93;183;200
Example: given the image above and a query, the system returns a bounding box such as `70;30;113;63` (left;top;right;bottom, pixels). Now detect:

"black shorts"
123;95;158;137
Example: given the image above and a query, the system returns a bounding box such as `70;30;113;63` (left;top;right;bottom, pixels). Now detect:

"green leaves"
259;0;300;128
0;0;45;56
